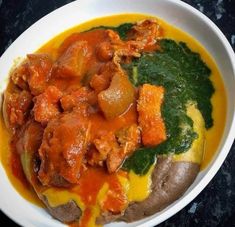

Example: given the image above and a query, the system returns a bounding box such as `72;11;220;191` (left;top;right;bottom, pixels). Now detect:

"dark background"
0;0;234;226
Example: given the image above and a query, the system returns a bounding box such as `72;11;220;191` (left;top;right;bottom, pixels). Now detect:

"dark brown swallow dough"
42;197;82;223
20;141;198;224
96;155;199;224
40;154;199;224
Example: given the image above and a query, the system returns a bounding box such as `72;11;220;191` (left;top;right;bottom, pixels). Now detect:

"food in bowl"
0;14;226;226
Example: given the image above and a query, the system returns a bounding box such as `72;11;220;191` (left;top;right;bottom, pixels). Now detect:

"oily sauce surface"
0;13;226;226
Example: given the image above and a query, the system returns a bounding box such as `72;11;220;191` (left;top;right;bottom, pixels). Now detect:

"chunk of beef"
11;62;30;90
38;112;90;187
16;121;44;183
88;132;119;167
60;87;97;112
127;19;163;50
3;90;32;131
106;29;141;67
90;62;116;93
27;54;53;95
53;41;92;80
104;20;162;67
107;124;140;173
88;125;140;173
96;41;114;62
16;120;44;155
33;86;62;124
116;124;141;152
10;54;53;95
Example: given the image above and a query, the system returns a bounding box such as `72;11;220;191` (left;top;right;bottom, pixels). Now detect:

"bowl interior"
0;0;234;226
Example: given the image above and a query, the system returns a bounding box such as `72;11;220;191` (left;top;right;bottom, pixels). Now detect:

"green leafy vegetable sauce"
94;23;215;175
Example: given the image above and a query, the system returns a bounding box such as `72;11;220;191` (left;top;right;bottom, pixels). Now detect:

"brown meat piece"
106;149;126;173
90;62;116;93
16;121;44;155
3;90;32;131
88;132;119;167
116;124;141;153
33;86;62;124
90;73;111;93
17;121;44;184
88;125;140;173
11;62;30;90
27;54;53;95
107;29;141;67
106;19;162;67
96;41;114;62
60;87;97;112
53;41;92;79
127;19;163;50
10;54;53;95
107;124;141;173
16;125;82;222
38;112;90;187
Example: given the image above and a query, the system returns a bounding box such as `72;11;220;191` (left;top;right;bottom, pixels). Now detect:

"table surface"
0;0;235;226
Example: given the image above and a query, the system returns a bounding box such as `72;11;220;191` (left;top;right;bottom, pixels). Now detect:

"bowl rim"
0;0;235;226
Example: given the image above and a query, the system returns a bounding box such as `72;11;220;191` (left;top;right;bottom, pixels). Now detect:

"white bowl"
0;0;235;226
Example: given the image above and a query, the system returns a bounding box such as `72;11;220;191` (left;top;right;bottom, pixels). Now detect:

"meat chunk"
60;87;97;112
90;62;116;93
116;124;141;152
33;86;62;124
96;41;114;62
90;74;111;93
107;124;140;173
127;19;163;50
16;121;44;155
53;41;92;80
3;90;32;131
27;54;53;95
106;19;162;67
106;29;141;67
38;112;90;187
11;62;30;90
10;54;53;95
88;132;119;167
88;125;140;173
106;149;126;173
16;121;44;183
98;71;135;119
137;84;166;146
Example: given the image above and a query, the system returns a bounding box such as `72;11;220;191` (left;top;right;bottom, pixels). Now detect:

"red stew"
3;19;166;226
